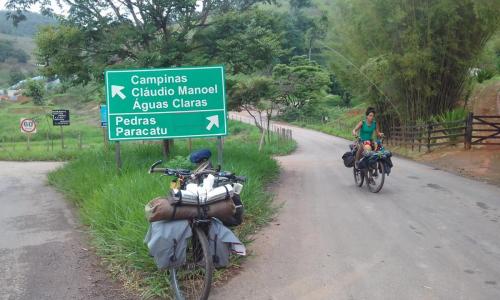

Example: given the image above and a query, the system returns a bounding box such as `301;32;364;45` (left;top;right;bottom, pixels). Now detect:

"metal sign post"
20;118;37;151
217;136;223;167
100;104;109;150
52;110;70;149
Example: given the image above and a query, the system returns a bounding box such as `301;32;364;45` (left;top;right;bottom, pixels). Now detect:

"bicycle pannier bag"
208;218;246;268
342;151;355;168
144;220;192;269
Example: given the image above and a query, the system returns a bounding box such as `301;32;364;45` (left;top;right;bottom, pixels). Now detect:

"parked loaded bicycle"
342;136;393;193
144;149;247;300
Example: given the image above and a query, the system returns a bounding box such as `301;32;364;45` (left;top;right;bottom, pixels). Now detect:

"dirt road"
0;161;137;300
213;115;500;300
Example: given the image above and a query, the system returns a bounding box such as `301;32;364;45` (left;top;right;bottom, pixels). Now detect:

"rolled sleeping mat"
145;197;236;222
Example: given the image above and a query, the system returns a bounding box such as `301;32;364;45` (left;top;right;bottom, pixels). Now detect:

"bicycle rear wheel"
169;226;213;300
366;161;385;193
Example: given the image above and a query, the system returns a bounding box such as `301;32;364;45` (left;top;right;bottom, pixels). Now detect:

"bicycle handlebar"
148;160;246;182
149;160;192;176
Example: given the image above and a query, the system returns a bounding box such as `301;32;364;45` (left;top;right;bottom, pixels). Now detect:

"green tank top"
360;119;376;141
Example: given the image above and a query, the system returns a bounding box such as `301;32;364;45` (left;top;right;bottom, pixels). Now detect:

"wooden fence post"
411;129;415;151
427;123;433;152
162;139;170;161
465;112;473;150
418;126;422;152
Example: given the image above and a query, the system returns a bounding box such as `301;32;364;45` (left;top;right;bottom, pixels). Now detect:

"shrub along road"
213;114;500;300
0;161;138;300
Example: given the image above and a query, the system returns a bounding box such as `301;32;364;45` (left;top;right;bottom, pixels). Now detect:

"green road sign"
105;66;227;141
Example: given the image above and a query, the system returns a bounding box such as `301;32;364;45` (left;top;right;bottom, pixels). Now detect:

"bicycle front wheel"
366;161;385;193
353;167;364;187
169;226;213;300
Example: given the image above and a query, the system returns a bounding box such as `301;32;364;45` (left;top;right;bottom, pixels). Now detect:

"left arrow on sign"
206;115;220;131
111;85;126;100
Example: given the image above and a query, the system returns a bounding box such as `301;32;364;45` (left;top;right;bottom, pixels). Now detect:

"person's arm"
376;122;383;138
352;121;362;136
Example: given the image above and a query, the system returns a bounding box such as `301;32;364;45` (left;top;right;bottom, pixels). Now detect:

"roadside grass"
290;105;366;141
0;101;104;160
47;120;296;299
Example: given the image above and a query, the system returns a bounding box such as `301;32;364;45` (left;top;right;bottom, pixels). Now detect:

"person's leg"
355;141;363;166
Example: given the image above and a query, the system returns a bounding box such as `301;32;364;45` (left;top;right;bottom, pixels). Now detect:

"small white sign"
20;118;37;133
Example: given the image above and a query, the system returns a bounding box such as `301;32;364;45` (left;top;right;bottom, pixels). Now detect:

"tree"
283;0;327;61
191;9;289;74
7;0;275;82
0;39;29;63
35;25;90;83
227;75;278;150
327;0;500;126
273;56;330;110
23;79;45;105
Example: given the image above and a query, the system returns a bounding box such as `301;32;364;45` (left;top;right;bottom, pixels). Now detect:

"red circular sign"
20;118;37;133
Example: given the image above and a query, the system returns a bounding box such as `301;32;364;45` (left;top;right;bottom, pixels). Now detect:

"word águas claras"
130;74;218;112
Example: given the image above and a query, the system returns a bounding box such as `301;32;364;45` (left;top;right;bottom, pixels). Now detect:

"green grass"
0;101;104;160
290;104;366;140
47;121;296;299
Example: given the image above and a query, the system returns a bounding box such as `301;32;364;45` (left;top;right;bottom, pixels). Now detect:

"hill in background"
0;10;56;37
0;11;56;88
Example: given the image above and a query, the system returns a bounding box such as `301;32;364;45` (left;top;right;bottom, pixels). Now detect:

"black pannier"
342;151;355;168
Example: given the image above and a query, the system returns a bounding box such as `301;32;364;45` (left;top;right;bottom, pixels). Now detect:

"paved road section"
213;115;500;300
0;161;137;300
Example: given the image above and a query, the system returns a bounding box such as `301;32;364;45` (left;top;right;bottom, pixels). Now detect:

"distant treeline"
0;39;29;63
0;10;55;37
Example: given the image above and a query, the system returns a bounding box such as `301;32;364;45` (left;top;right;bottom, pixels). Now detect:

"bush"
436;108;468;142
278;106;304;122
437;108;468;123
476;69;495;83
22;79;45;105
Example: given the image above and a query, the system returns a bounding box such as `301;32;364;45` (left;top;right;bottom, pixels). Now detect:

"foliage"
7;0;276;84
0;10;56;36
326;0;500;127
35;25;90;83
0;39;29;63
436;107;468;142
476;31;500;77
8;68;26;85
192;9;289;74
22;79;45;105
436;107;468;124
228;75;277;113
476;69;495;83
273;55;330;109
284;0;327;61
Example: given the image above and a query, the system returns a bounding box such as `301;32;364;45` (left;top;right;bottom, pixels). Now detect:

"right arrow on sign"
111;85;126;100
206;115;220;131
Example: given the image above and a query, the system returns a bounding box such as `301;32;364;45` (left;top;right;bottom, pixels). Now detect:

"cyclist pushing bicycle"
352;107;384;168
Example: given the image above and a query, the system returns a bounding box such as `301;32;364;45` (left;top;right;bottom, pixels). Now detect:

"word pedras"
114;116;167;137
